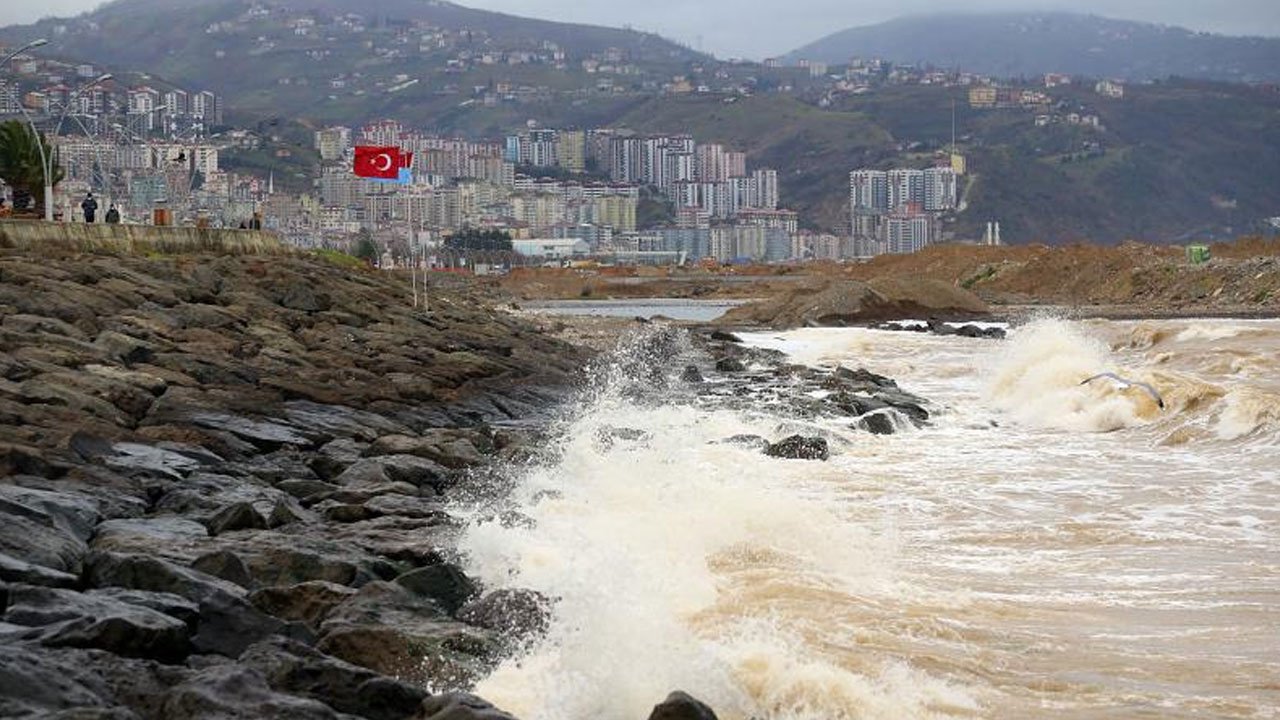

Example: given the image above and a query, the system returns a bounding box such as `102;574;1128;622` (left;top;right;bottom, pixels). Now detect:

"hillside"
788;13;1280;84
0;0;703;119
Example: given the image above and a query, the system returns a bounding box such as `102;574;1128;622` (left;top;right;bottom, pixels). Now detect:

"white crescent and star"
373;153;394;172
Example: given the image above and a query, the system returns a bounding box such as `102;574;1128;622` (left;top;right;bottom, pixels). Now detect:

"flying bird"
1080;373;1165;409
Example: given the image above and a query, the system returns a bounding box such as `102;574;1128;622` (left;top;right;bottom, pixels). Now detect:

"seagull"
1080;373;1165;409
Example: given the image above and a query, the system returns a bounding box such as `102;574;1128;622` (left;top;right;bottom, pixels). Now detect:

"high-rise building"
314;127;352;162
923;167;957;212
753;169;779;210
888;169;924;210
557;130;587;172
886;212;932;254
850;170;889;213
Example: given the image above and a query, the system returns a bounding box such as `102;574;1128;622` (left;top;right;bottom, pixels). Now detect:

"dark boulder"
84;551;308;657
158;664;352;719
3;585;191;663
714;357;746;373
647;691;719;720
0;551;80;588
393;563;478;615
413;693;518;720
764;435;830;461
680;365;704;383
458;589;551;640
858;413;897;436
240;637;427;720
249;581;358;630
708;330;742;344
203;502;270;537
191;550;257;590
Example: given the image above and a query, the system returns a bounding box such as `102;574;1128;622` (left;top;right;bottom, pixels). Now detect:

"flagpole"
408;188;418;309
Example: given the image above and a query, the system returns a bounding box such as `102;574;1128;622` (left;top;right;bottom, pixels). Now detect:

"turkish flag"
354;146;402;179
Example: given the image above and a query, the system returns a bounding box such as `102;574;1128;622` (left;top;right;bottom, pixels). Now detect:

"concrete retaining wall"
0;220;284;255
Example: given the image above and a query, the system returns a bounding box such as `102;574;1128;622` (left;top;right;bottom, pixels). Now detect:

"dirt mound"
720;278;989;328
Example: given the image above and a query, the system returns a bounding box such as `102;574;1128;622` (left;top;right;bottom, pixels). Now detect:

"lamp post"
44;73;111;221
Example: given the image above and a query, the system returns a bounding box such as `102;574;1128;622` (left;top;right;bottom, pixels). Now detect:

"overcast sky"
2;0;1278;58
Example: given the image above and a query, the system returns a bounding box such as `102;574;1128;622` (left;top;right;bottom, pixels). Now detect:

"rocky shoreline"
0;248;943;719
0;249;606;719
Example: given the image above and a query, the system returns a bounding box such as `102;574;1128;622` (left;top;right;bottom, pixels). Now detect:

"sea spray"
454;325;973;719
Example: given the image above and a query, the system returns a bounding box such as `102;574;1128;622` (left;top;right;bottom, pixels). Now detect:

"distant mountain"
0;0;703;118
787;12;1280;83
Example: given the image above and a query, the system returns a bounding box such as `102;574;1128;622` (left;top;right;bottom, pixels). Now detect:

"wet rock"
716;434;771;451
393;563;478;615
84;551;306;657
714;357;746;373
3;585;191;662
413;693;518;720
457;589;551;639
318;582;495;687
241;637;427;720
89;588;201;629
858;412;897;436
334;456;453;495
310;438;368;481
0;644;189;718
249;581;357;630
365;430;492;470
0;551;81;588
92;517;210;555
594;425;653;451
709;330;742;343
764;435;830;461
321;503;380;524
94;331;156;365
158;664;352;719
279;479;340;503
0;486;99;575
268;497;319;528
835;366;898;390
647;691;719;720
362;494;447;521
680;365;704;383
205;502;269;536
185;411;313;451
191;550;257;590
104;442;213;480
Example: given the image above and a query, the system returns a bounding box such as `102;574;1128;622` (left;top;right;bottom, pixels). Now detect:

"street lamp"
1;38;48;67
40;73;112;220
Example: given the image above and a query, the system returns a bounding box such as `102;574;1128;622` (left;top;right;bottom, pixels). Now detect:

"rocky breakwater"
718;277;990;329
0;248;610;719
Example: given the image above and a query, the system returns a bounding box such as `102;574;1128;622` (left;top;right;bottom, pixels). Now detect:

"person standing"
81;193;99;224
105;204;121;224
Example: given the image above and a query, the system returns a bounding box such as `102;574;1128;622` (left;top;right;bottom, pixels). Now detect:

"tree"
353;228;379;265
0;120;63;217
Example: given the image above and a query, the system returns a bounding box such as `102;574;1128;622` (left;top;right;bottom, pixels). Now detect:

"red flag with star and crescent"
353;146;407;179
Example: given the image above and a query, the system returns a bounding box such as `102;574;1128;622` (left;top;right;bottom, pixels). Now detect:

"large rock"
393;564;478;615
158;664;358;719
205;501;270;535
249;581;358;630
317;582;495;687
647;691;719;720
0;644;189;718
3;585;191;662
457;589;551;639
0;486;100;575
364;430;493;470
413;693;518;720
333;456;454;495
764;435;830;461
241;637;428;720
84;551;307;657
0;551;80;588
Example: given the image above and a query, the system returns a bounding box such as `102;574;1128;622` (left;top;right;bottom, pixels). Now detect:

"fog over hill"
787;12;1280;83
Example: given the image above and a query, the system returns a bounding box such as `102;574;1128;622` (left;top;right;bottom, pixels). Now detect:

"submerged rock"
764;435;830;461
647;691;719;720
